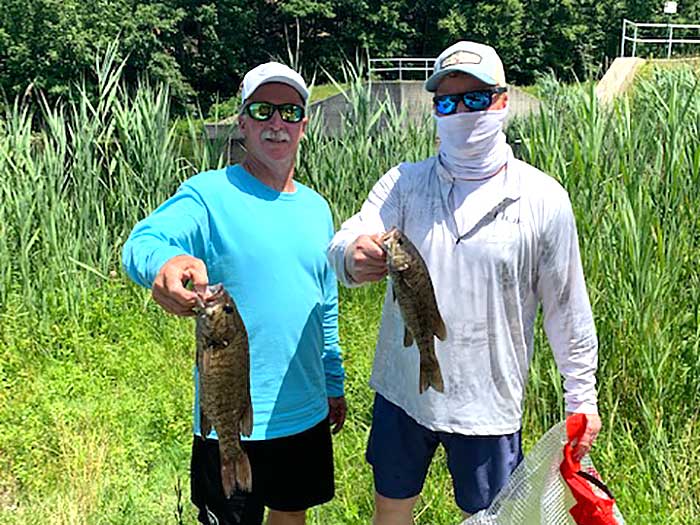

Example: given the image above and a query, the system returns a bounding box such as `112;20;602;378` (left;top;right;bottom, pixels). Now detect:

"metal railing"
621;18;700;58
368;57;434;81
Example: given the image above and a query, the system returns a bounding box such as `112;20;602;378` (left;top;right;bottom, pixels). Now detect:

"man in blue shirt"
122;62;346;525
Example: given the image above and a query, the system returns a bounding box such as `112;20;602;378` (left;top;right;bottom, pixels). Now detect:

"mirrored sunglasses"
244;102;305;123
433;87;507;116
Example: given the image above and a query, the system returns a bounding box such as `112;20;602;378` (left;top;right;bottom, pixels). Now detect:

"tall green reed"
0;44;224;323
511;64;700;518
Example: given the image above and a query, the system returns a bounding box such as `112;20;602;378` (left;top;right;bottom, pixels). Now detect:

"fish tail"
221;450;253;499
220;450;252;497
420;351;444;394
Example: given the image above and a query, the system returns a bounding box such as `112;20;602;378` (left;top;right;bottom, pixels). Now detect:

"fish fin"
200;411;212;440
420;357;445;394
240;402;253;437
200;348;212;372
391;281;397;303
403;327;414;347
434;316;447;341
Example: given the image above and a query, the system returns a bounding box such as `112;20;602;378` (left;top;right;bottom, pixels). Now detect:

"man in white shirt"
327;41;602;524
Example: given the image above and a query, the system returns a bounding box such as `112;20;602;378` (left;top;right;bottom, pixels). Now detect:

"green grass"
0;281;197;523
309;83;348;103
1;55;699;524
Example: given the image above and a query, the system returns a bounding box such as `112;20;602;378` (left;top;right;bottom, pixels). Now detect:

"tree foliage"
1;0;699;112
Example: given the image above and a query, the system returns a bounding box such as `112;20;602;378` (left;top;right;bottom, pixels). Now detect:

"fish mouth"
194;283;226;312
379;227;399;248
380;227;412;272
379;228;400;271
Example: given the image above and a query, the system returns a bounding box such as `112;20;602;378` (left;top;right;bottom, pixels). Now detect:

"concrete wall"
595;57;646;105
204;116;245;165
306;82;427;135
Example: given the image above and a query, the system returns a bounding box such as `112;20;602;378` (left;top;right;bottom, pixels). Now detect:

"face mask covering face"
435;107;510;180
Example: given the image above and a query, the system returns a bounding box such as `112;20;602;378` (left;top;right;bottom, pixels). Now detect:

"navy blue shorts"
366;394;523;514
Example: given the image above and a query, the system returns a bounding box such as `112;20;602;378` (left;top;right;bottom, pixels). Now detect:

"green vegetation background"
1;50;699;523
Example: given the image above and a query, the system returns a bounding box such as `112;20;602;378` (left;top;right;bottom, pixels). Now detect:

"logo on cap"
440;50;482;69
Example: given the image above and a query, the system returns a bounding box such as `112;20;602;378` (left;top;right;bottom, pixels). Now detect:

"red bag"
560;414;619;525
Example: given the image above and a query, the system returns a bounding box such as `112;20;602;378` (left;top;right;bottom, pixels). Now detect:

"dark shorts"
366;394;523;514
191;416;334;524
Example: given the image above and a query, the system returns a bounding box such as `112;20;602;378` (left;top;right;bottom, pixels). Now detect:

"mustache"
261;129;291;142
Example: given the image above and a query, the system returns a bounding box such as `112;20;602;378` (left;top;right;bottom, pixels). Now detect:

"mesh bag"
461;416;625;525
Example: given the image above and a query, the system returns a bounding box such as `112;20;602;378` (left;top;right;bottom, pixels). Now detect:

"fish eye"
223;304;234;314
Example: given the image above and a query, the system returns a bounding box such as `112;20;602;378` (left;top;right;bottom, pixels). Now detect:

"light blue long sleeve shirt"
122;164;345;440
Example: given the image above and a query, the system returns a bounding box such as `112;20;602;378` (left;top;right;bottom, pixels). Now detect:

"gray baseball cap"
425;41;506;92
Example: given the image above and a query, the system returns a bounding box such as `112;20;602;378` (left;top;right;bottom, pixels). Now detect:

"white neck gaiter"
435;108;510;180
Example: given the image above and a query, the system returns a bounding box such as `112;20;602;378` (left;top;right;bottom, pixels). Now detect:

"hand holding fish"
152;254;209;316
345;234;388;283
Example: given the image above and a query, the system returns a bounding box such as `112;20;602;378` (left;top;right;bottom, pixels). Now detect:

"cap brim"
424;66;498;92
245;76;309;104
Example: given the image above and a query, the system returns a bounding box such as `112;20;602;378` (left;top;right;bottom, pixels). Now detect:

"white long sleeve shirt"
328;152;598;435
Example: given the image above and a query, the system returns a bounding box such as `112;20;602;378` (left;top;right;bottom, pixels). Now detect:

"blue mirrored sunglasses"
433;87;507;116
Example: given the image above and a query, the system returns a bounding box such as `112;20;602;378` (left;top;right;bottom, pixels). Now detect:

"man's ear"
495;92;508;109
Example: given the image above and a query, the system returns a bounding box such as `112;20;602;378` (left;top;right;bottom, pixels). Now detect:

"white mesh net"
460;422;626;525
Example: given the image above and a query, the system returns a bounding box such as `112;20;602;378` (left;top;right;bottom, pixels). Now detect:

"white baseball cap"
425;41;506;92
240;62;309;104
